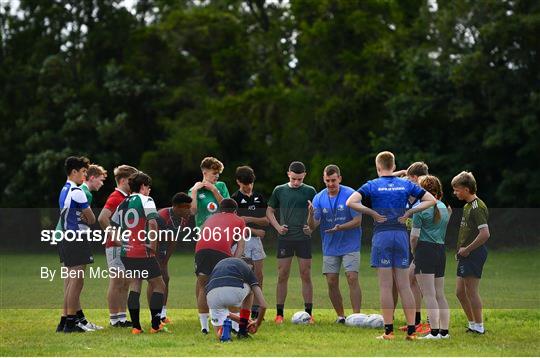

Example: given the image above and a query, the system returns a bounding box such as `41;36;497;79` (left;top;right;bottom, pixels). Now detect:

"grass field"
1;249;539;356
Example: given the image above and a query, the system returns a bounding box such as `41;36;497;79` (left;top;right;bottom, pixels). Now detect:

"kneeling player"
206;257;267;340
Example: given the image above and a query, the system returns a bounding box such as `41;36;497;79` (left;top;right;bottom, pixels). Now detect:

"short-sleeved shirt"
206;257;259;293
59;180;89;232
312;185;362;256
195;212;246;256
231;190;267;236
188;181;230;227
357;176;426;233
81;183;93;206
103;188;129;248
412;200;450;245
157;207;186;251
268;183;317;241
457;197;489;249
111;193;160;258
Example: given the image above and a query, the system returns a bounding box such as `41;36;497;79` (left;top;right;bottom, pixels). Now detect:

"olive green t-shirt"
457;197;489;249
268;183;316;241
188;181;230;227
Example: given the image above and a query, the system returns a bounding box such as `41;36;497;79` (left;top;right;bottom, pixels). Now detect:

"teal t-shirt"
188;181;230;227
268;183;317;241
412;200;450;245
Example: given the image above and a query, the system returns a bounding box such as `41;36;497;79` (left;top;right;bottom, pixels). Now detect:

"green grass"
1;249;539;356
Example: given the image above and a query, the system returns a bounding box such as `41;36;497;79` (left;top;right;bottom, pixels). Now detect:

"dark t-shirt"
231;190;267;232
205;257;259;293
268;183;317;241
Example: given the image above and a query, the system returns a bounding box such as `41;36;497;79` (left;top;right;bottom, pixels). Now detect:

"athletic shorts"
277;240;312;259
232;237;266;261
323;252;360;274
194;249;230;276
370;230;409;269
106;246;125;270
58;236;94;267
207;283;251;326
120;256;162;279
457;245;488;279
414;241;446;278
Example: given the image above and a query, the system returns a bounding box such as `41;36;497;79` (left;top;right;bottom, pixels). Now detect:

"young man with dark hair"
111;172;167;334
194;198;246;334
153;192;192;323
231;166;269;319
98;164;138;328
307;164;362;324
452;171;490;335
57;156;96;333
346;151;436;340
267;161;317;324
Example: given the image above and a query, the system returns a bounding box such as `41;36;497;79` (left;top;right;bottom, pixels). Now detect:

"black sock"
431;328;440;336
407;324;416;335
76;310;88;325
66;315;77;329
128;291;141;329
384;324;393;335
149;292;164;330
239;317;249;334
58;316;67;327
276;304;284;317
440;329;449;336
304;303;313;316
415;311;421;325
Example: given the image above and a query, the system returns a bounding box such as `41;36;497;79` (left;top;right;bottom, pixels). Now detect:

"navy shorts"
414;241;446;278
371;230;409;268
457;245;488;278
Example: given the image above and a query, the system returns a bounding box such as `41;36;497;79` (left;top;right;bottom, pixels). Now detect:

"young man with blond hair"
346;151;436;340
452;171;490;335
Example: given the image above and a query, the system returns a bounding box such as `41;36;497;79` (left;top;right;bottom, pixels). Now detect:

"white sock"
232;320;239;332
468;321;475;329
161;306;167;319
475;322;484;333
199;313;209;331
110;313;119;325
338;316;345;320
118;312;127;323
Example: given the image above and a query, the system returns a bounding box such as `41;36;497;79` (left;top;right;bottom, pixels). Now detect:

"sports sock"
407;325;416;335
128;291;141;330
117;312;127;323
199;313;209;331
110;313;119;325
149;292;164;330
440;329;449;337
66;315;77;329
430;328;440;336
415;311;421;325
384;323;393;335
304;303;313;316
161;306;167;319
468;321;475;330
239;309;250;334
474;322;485;333
76;310;89;325
276;304;284;317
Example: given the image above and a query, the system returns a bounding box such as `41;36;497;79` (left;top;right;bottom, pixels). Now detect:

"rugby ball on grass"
291;311;311;324
365;314;384;328
345;313;368;327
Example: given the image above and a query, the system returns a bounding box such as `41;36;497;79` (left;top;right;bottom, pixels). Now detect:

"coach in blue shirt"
307;164;362;324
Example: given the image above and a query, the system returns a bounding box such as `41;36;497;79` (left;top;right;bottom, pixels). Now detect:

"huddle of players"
56;152;490;341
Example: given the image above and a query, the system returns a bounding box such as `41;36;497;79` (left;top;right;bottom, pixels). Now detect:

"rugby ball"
345;313;368;327
291;311;311;324
365;314;384;328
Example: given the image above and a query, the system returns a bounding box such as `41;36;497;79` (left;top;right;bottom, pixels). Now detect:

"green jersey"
457;197;489;249
81;183;93;206
412;200;450;245
268;183;317;241
188;181;230;227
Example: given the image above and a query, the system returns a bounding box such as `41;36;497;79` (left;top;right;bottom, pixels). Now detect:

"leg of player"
237;292;254;338
275;257;293;323
160;262;170;323
455;277;475;331
391;280;398;318
410;263;425;327
148;276;166;333
416;273;440;339
435;277;450;338
128;278;143;334
64;265;85;333
393;268;417;339
197;275;210;333
326;273;344;321
463;277;484;334
57;274;69;332
299;257;314;322
346;271;362;314
377;268;396;338
251;259;264;319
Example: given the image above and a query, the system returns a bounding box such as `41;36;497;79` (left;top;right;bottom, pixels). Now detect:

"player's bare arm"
190;182;204;215
242;216;269;227
307;199;320;231
97;208;112;230
458;227;490;257
266;206;288;235
81;207;96;225
398;191;437;223
346;192;387;223
324;215;361;233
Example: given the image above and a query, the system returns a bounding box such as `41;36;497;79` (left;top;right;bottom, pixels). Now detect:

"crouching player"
206;257;267;340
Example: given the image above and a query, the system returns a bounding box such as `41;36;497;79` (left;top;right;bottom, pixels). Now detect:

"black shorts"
195;249;230;276
277;240;312;259
58;238;94;267
121;256;162;279
457;245;488;278
414;241;446;278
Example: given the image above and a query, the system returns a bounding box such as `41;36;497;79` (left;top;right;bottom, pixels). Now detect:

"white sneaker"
439;333;450;339
86;322;104;330
76;322;95;332
419;333;441;340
